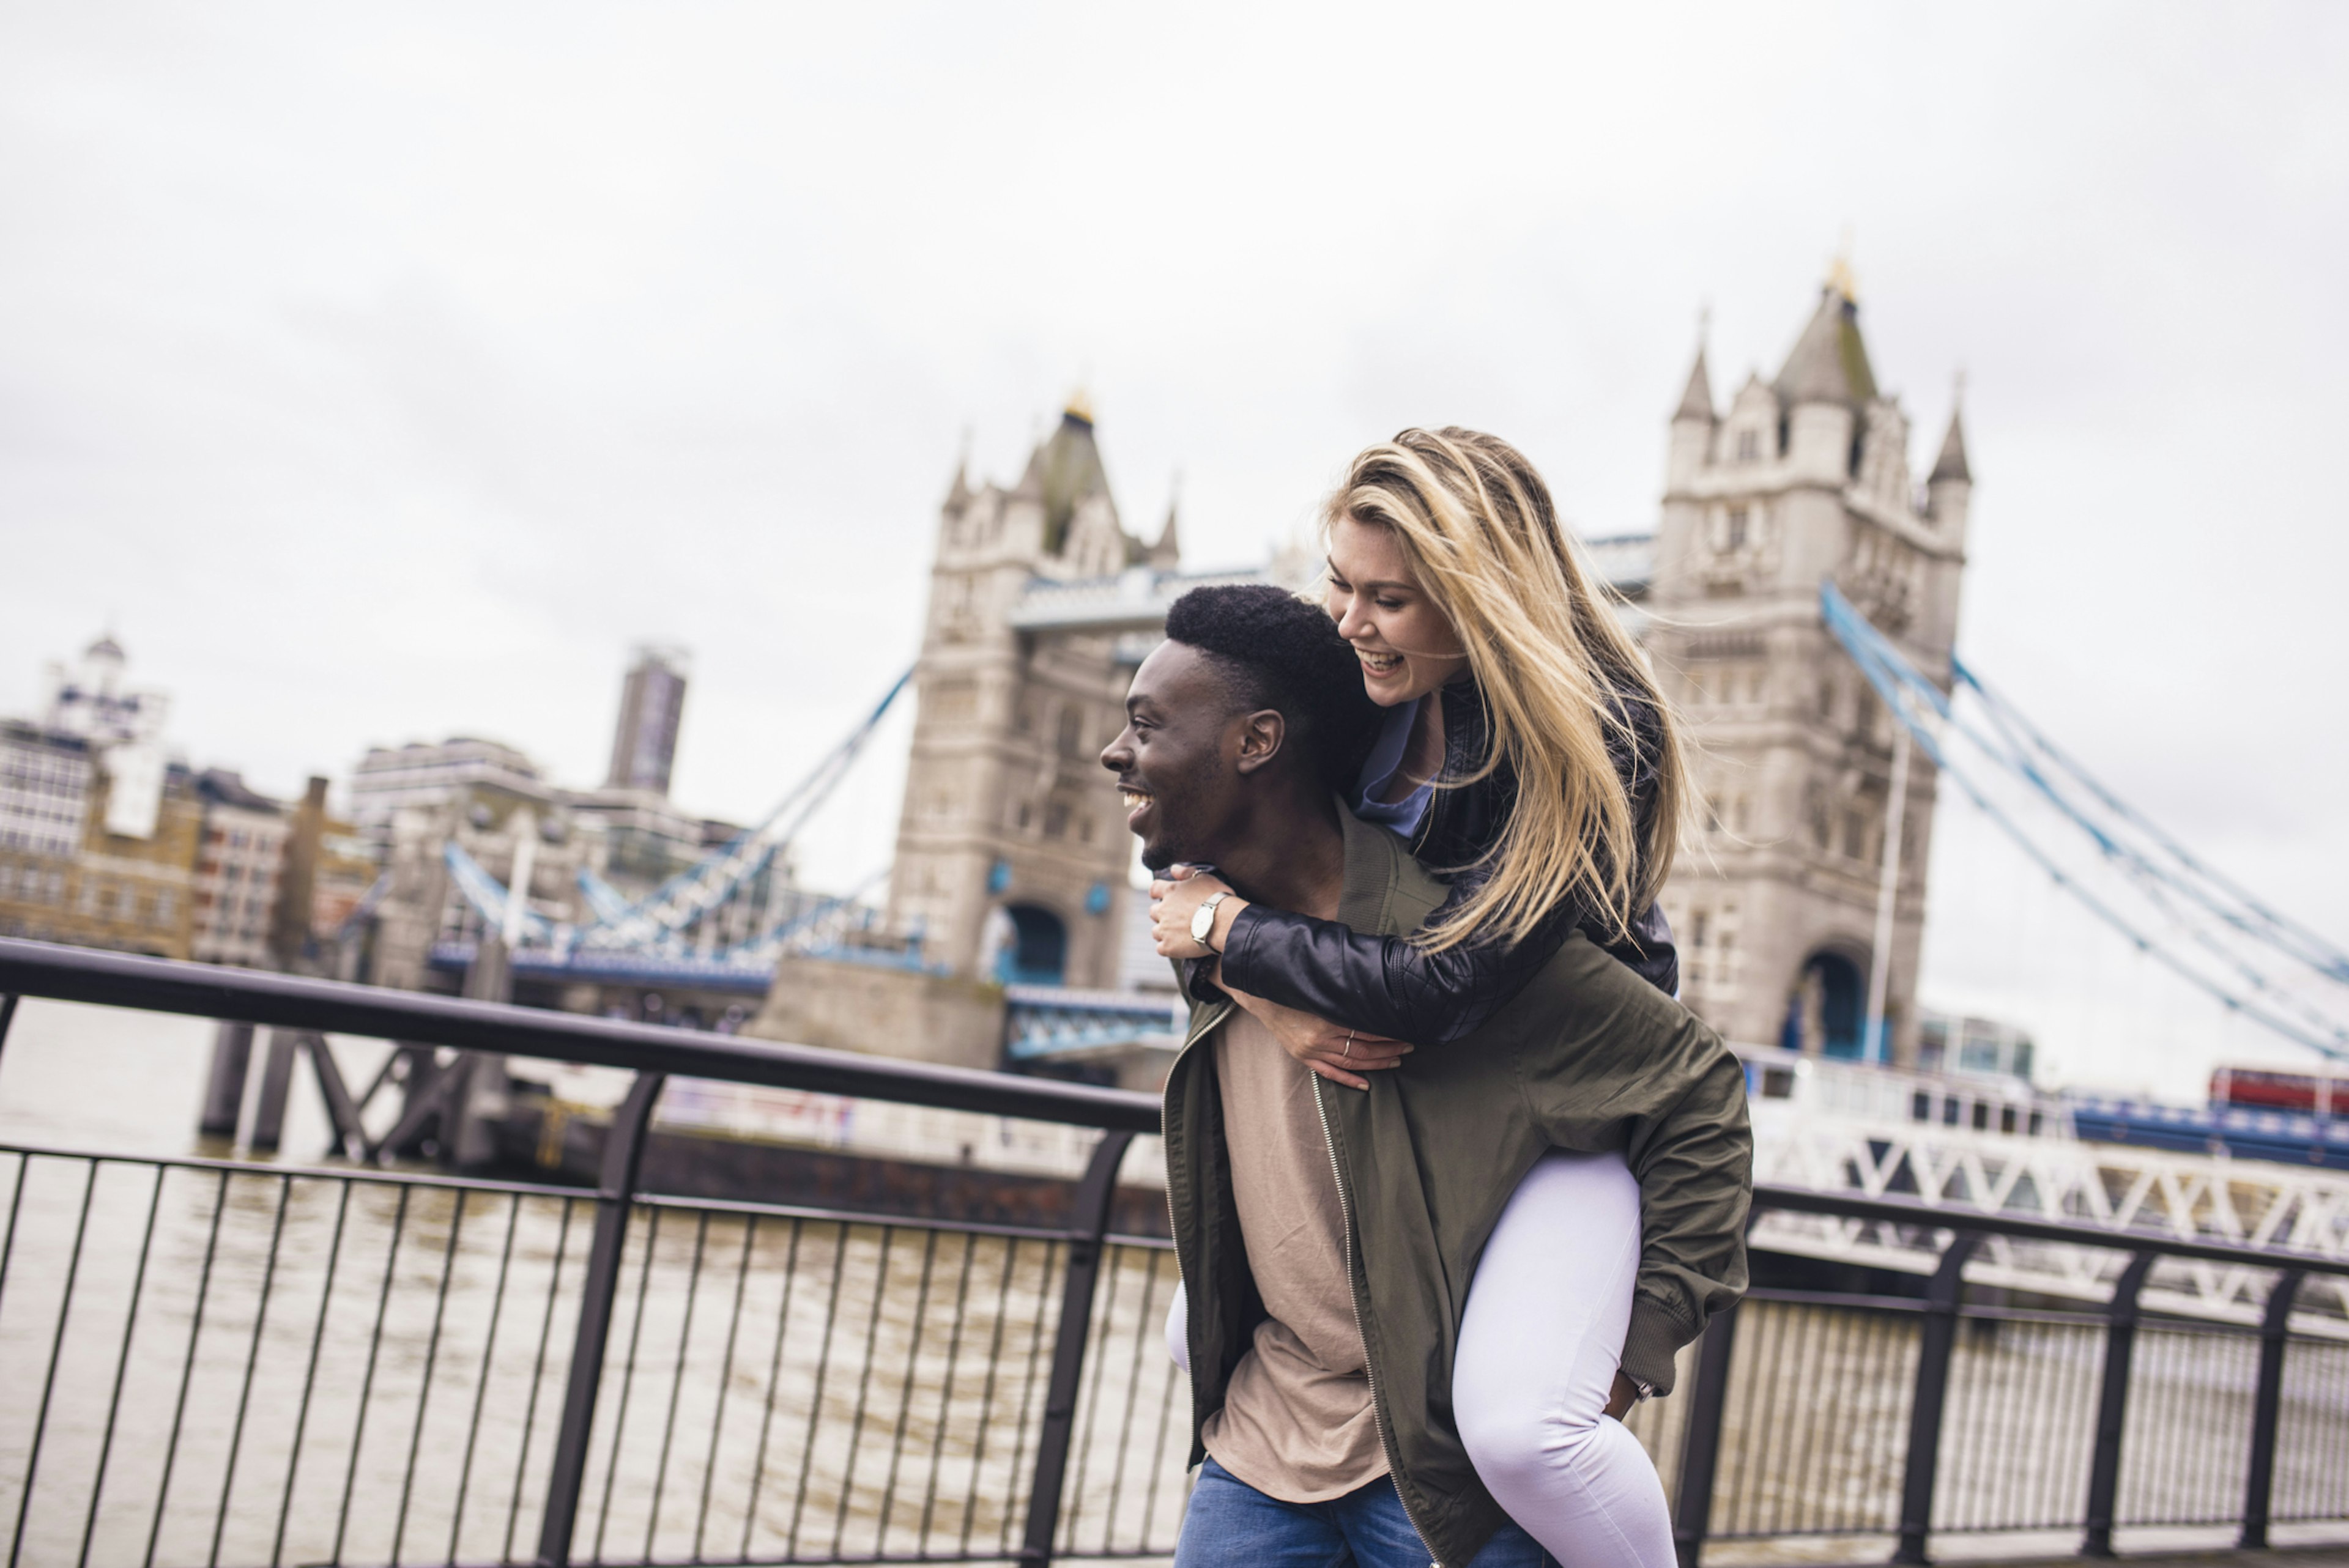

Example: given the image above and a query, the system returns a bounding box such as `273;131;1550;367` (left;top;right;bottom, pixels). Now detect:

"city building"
0;720;92;925
606;644;689;794
43;633;171;840
189;770;288;967
0;636;202;958
349;737;551;857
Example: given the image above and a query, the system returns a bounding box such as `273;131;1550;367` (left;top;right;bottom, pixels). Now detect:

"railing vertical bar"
505;1198;577;1566
146;1166;234;1568
270;1178;353;1568
875;1226;941;1555
531;1069;664;1568
738;1217;806;1564
2083;1249;2156;1556
1060;1229;1127;1554
784;1222;852;1561
9;1157;97;1568
1018;1129;1132;1567
1707;1298;1756;1534
81;1163;167;1568
916;1231;979;1552
449;1191;524;1566
1104;1248;1167;1553
393;1189;469;1563
1766;1295;1804;1530
331;1182;414;1568
1893;1230;1980;1566
1143;1320;1183;1548
207;1171;293;1567
590;1202;664;1562
963;1235;1022;1559
1671;1297;1739;1568
0;1150;31;1328
0;992;17;1059
693;1213;758;1565
1004;1238;1058;1555
829;1226;899;1556
643;1209;711;1562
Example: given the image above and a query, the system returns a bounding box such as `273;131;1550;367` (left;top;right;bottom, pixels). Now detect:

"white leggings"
1167;1149;1674;1567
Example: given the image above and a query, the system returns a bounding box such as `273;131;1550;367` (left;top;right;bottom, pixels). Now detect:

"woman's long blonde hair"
1324;427;1687;953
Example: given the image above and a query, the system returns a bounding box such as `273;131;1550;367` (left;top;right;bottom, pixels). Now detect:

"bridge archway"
1781;948;1868;1059
995;903;1069;986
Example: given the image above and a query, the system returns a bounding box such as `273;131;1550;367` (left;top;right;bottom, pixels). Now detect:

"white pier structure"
1745;1049;2349;1335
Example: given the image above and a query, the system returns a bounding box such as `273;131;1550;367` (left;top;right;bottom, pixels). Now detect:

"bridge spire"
1148;473;1182;570
1930;404;1972;485
1674;336;1715;424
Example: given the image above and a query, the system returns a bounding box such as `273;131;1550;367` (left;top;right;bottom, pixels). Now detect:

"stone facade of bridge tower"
885;401;1173;991
1649;282;1972;1065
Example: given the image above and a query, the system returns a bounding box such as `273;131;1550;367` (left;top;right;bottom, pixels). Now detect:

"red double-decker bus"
2210;1065;2348;1116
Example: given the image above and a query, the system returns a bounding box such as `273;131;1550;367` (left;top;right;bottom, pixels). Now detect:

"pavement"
1696;1531;2349;1568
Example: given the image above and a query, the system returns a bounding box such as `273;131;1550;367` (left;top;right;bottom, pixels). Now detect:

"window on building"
1735;429;1761;462
1045;797;1071;837
1726;508;1749;549
1690;911;1709;947
1912;1091;1933;1122
1843;812;1867;860
1056;708;1085;759
1762;1067;1796;1100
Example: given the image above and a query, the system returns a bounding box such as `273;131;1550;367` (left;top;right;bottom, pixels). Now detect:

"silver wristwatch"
1189;890;1233;950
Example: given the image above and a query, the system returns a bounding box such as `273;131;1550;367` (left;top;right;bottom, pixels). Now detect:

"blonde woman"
1155;428;1732;1566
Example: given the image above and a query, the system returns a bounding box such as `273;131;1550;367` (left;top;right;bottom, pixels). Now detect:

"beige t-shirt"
1198;1009;1389;1503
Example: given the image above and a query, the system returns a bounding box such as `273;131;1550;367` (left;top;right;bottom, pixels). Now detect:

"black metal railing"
1;936;2345;1568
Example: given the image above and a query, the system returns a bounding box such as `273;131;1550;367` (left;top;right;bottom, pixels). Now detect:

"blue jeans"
1174;1457;1554;1568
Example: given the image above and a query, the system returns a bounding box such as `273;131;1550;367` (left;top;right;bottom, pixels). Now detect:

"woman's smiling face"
1325;513;1469;706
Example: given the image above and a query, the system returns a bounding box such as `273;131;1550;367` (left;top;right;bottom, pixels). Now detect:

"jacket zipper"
1312;1073;1444;1568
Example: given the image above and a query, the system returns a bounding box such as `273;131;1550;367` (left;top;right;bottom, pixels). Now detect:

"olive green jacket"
1163;807;1751;1567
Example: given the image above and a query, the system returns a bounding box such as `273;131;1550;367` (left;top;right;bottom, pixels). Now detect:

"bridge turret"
1648;272;1969;1072
1664;341;1716;495
1926;404;1972;539
1775;284;1874;486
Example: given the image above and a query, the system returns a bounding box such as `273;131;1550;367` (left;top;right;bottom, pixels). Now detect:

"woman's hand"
1216;969;1411;1091
1148;867;1249;956
1603;1370;1641;1421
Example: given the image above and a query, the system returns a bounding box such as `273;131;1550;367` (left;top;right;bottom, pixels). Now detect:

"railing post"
1893;1230;1980;1566
2082;1249;2157;1557
534;1070;666;1567
248;1029;301;1152
199;1019;255;1139
1019;1128;1135;1567
2240;1269;2305;1548
0;991;18;1062
1671;1300;1740;1568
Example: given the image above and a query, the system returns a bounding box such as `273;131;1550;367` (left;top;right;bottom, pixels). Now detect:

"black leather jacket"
1216;679;1678;1043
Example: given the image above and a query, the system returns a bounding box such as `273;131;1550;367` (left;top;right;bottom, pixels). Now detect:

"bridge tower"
886;398;1171;989
1649;279;1972;1065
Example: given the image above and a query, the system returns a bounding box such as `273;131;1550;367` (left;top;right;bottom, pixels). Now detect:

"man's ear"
1232;709;1286;776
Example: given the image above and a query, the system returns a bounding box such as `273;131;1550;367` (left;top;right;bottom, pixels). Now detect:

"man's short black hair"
1163;583;1382;792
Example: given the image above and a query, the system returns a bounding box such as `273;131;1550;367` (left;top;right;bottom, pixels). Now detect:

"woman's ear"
1232;709;1286;776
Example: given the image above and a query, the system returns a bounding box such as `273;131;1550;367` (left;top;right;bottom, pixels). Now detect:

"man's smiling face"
1099;641;1254;872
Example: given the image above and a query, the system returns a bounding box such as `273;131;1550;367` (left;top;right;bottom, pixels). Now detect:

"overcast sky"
3;2;2343;1096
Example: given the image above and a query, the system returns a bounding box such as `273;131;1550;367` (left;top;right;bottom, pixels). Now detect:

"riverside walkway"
1;937;2345;1568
